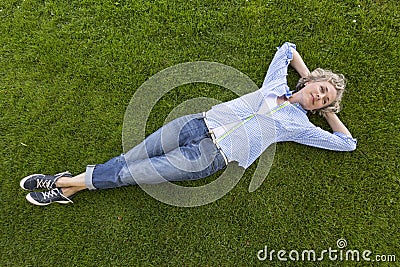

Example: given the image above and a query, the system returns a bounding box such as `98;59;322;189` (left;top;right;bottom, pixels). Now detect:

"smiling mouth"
311;94;315;104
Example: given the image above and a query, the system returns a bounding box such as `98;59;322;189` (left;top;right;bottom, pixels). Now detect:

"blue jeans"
85;113;227;190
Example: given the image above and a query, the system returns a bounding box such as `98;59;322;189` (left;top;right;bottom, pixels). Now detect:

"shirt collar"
285;90;293;99
270;86;308;114
293;102;308;114
285;87;308;114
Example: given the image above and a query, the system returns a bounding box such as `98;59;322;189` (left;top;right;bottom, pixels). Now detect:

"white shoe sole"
25;194;72;206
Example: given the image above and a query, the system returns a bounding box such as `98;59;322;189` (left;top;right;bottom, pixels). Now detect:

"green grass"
1;0;399;266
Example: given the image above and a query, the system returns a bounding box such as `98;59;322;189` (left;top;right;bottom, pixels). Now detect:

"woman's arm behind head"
289;47;311;78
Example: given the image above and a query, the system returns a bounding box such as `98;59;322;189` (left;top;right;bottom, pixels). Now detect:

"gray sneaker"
20;172;72;191
26;188;73;206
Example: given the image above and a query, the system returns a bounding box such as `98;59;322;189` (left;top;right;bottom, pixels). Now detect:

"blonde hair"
296;68;347;115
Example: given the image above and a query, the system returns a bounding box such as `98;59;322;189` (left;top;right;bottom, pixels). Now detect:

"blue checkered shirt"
205;42;357;169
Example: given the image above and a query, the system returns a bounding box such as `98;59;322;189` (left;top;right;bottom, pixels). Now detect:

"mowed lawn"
1;0;399;266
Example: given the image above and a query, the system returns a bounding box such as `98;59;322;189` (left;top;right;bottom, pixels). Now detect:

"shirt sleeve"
292;126;357;152
260;42;296;92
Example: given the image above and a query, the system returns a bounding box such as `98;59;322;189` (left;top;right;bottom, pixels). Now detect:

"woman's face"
295;81;337;111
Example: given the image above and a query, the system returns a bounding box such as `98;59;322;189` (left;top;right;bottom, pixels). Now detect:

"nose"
316;94;321;100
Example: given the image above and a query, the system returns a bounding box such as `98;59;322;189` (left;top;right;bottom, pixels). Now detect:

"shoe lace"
41;188;61;200
41;189;73;203
36;178;54;190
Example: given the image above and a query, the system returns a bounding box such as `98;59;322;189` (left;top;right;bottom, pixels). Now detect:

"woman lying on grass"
20;42;357;206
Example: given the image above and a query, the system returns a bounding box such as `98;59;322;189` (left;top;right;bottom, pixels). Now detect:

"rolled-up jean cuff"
85;165;97;190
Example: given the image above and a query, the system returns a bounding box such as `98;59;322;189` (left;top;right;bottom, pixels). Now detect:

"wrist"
300;69;311;78
323;112;337;120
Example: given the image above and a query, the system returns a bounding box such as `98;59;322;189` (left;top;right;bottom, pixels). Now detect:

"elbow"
348;143;357;152
344;140;357;152
333;132;357;152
